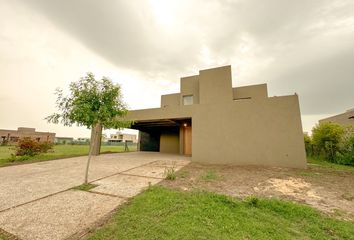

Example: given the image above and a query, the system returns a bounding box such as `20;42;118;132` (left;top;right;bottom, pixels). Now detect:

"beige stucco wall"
192;95;306;168
127;65;306;168
128;105;195;121
233;84;268;100
199;66;233;104
181;75;200;105
160;132;180;154
161;93;180;108
128;95;306;168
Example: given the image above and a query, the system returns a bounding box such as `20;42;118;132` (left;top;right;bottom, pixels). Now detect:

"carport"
132;118;192;155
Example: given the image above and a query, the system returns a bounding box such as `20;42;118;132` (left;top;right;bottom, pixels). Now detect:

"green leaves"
310;122;354;165
46;72;131;129
312;122;344;148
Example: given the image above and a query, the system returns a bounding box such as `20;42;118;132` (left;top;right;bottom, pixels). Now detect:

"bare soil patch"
160;163;354;219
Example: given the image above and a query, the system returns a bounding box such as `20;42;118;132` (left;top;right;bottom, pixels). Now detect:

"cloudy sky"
0;0;353;138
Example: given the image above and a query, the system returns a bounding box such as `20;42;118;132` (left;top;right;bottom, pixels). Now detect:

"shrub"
304;133;313;156
312;122;344;161
15;138;53;156
336;126;354;166
335;152;354;166
308;123;354;166
39;141;54;153
16;138;41;156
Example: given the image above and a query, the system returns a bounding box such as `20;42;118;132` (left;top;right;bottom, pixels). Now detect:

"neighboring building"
319;108;354;126
54;137;74;144
76;138;90;143
0;127;55;144
126;66;306;168
108;132;137;143
101;133;108;143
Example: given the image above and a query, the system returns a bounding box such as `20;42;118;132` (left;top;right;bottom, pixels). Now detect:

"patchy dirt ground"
160;162;354;220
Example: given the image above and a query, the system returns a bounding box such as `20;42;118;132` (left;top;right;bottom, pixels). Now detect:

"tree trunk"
84;123;102;184
90;123;102;156
84;136;94;184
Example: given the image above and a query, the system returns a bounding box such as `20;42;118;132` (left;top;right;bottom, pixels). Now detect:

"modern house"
127;66;306;168
107;132;137;143
0;127;55;144
319;108;354;126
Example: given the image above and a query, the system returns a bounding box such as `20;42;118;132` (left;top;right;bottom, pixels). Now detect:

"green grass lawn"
87;186;354;240
307;157;354;171
0;144;136;167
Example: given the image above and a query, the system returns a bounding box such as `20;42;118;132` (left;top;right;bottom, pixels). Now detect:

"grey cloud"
267;47;354;115
16;0;202;78
15;0;354;115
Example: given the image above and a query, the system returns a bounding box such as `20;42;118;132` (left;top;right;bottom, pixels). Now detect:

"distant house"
108;132;137;143
0;127;55;145
319;108;354;126
54;137;74;144
76;138;90;143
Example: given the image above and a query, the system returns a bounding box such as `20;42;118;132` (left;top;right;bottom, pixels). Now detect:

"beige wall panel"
192;95;306;168
161;93;180;108
180;75;199;104
233;84;268;100
160;132;180;154
127;106;195;121
199;66;233;104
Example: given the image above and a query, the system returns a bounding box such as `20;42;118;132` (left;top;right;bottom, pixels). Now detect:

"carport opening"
131;118;192;155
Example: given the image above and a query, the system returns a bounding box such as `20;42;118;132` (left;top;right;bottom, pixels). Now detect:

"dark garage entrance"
131;118;192;155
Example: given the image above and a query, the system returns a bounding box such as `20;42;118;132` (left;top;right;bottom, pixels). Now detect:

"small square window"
183;95;193;105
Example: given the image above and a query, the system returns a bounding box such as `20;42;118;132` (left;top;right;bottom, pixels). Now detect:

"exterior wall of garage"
127;66;306;168
160;129;180;154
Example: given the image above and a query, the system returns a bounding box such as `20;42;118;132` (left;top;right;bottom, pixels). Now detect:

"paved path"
0;152;190;240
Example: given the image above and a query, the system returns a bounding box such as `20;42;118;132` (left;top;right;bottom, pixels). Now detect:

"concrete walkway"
0;152;190;240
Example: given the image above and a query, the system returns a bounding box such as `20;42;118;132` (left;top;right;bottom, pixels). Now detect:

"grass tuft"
246;195;260;207
164;167;177;180
199;170;219;182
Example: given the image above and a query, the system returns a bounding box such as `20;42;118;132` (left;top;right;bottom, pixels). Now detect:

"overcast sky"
0;0;353;137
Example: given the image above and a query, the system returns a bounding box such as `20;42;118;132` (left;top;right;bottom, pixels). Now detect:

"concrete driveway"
0;152;190;240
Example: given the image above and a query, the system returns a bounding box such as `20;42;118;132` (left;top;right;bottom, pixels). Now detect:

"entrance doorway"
183;126;192;155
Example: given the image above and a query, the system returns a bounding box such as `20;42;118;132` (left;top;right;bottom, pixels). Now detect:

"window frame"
183;95;194;106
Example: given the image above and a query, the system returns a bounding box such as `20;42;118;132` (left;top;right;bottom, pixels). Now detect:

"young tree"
46;72;130;183
311;122;344;161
